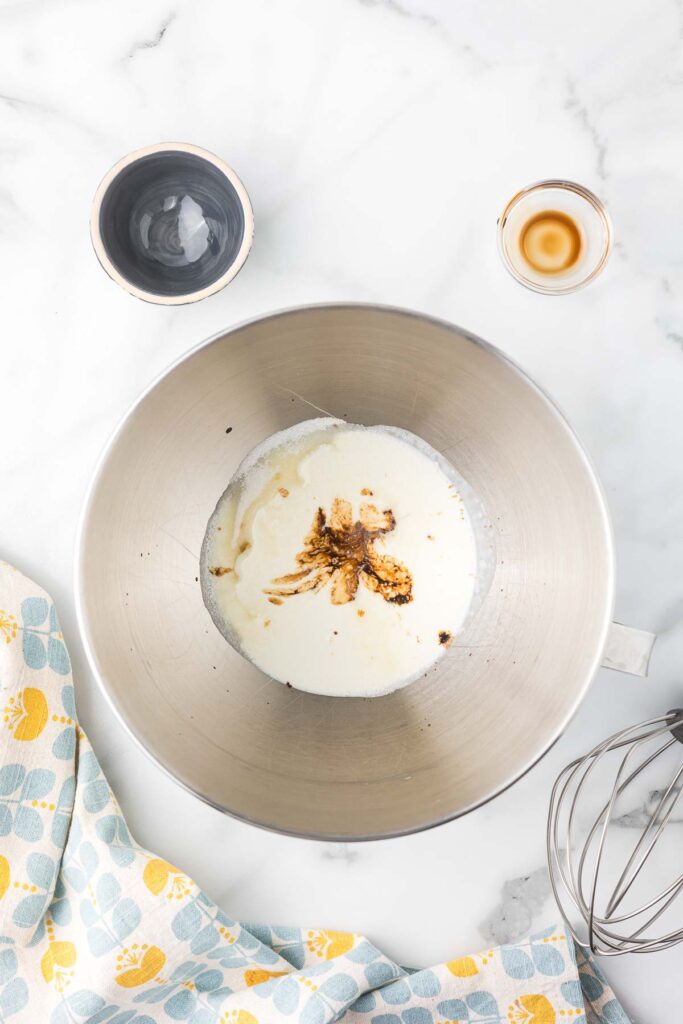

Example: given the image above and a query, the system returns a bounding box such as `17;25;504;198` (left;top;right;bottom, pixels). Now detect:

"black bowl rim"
90;142;254;306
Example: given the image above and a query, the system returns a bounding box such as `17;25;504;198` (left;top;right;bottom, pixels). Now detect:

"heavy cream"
201;419;478;697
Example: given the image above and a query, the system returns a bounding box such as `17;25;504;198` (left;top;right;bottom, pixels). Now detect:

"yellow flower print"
446;956;478;977
0;856;10;900
221;1012;259;1024
41;918;76;992
3;687;49;741
142;858;193;900
446;949;495;976
115;944;166;988
508;994;556;1024
41;943;77;990
244;969;288;987
306;929;355;960
0;610;17;645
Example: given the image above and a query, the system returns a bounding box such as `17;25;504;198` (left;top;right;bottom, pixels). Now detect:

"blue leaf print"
81;841;100;877
319;972;359;1002
501;947;534;979
234;926;261;952
53;728;76;761
251;943;281;965
61;685;76;719
83;780;111;814
579;971;604;1001
0;950;18;986
188;1012;214;1024
88;928;118;957
23;767;56;802
206;950;250;969
94;815;117;843
437;999;468;1021
194;970;222;993
381;979;411;1005
52;775;76;847
112;899;141;940
22;630;46;670
409;970;440;998
22;597;49;627
0;977;29;1018
302;962;333;978
366;962;398;988
346;940;381;964
466;991;499;1016
0;765;25;797
14;804;43;842
80;751;101;784
50;990;105;1024
601;998;631;1023
64;849;93;893
300;994;325;1024
403;1010;433;1024
12;894;48;928
164;988;196;1019
96;874;121;914
173;901;202;941
273;976;300;1014
0;805;12;837
48;636;71;675
50;894;72;926
170;962;199;983
94;816;135;868
206;987;233;1009
354;991;376;1012
133;984;177;1005
190;925;220;955
561;980;585;1008
531;941;565;976
27;851;56;889
48;604;60;634
27;917;46;947
369;1016;401;1024
271;926;301;942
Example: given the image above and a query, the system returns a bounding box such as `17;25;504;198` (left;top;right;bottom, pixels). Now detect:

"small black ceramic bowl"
91;143;254;305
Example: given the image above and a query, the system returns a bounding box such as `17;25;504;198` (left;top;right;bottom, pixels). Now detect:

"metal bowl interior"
76;305;613;840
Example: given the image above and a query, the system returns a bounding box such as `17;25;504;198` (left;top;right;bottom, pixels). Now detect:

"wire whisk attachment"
548;708;683;956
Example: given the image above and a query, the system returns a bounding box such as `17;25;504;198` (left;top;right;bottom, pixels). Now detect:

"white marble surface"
1;0;682;1019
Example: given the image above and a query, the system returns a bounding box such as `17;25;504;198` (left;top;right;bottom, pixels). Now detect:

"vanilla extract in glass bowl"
498;180;612;294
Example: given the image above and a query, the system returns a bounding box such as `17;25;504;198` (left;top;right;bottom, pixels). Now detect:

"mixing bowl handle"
601;622;657;677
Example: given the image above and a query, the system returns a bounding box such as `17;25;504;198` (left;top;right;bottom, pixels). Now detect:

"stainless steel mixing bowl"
75;304;651;840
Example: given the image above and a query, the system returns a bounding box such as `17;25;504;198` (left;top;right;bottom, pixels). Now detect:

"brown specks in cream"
209;566;232;577
264;497;413;607
438;630;453;647
278;487;289;498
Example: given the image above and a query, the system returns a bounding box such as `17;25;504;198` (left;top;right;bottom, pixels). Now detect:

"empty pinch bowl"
91;143;254;305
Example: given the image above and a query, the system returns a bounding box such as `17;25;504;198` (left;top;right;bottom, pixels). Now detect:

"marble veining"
125;13;177;62
479;867;552;947
0;0;682;1018
614;788;683;829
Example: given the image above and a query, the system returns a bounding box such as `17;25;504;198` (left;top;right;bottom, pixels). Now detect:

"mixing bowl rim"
74;301;615;841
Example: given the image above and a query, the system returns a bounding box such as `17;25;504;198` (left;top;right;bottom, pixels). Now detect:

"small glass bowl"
497;180;612;295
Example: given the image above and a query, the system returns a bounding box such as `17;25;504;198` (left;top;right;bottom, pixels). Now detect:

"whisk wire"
547;709;683;956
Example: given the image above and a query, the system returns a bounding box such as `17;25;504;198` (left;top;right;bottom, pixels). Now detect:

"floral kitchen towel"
0;561;630;1024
